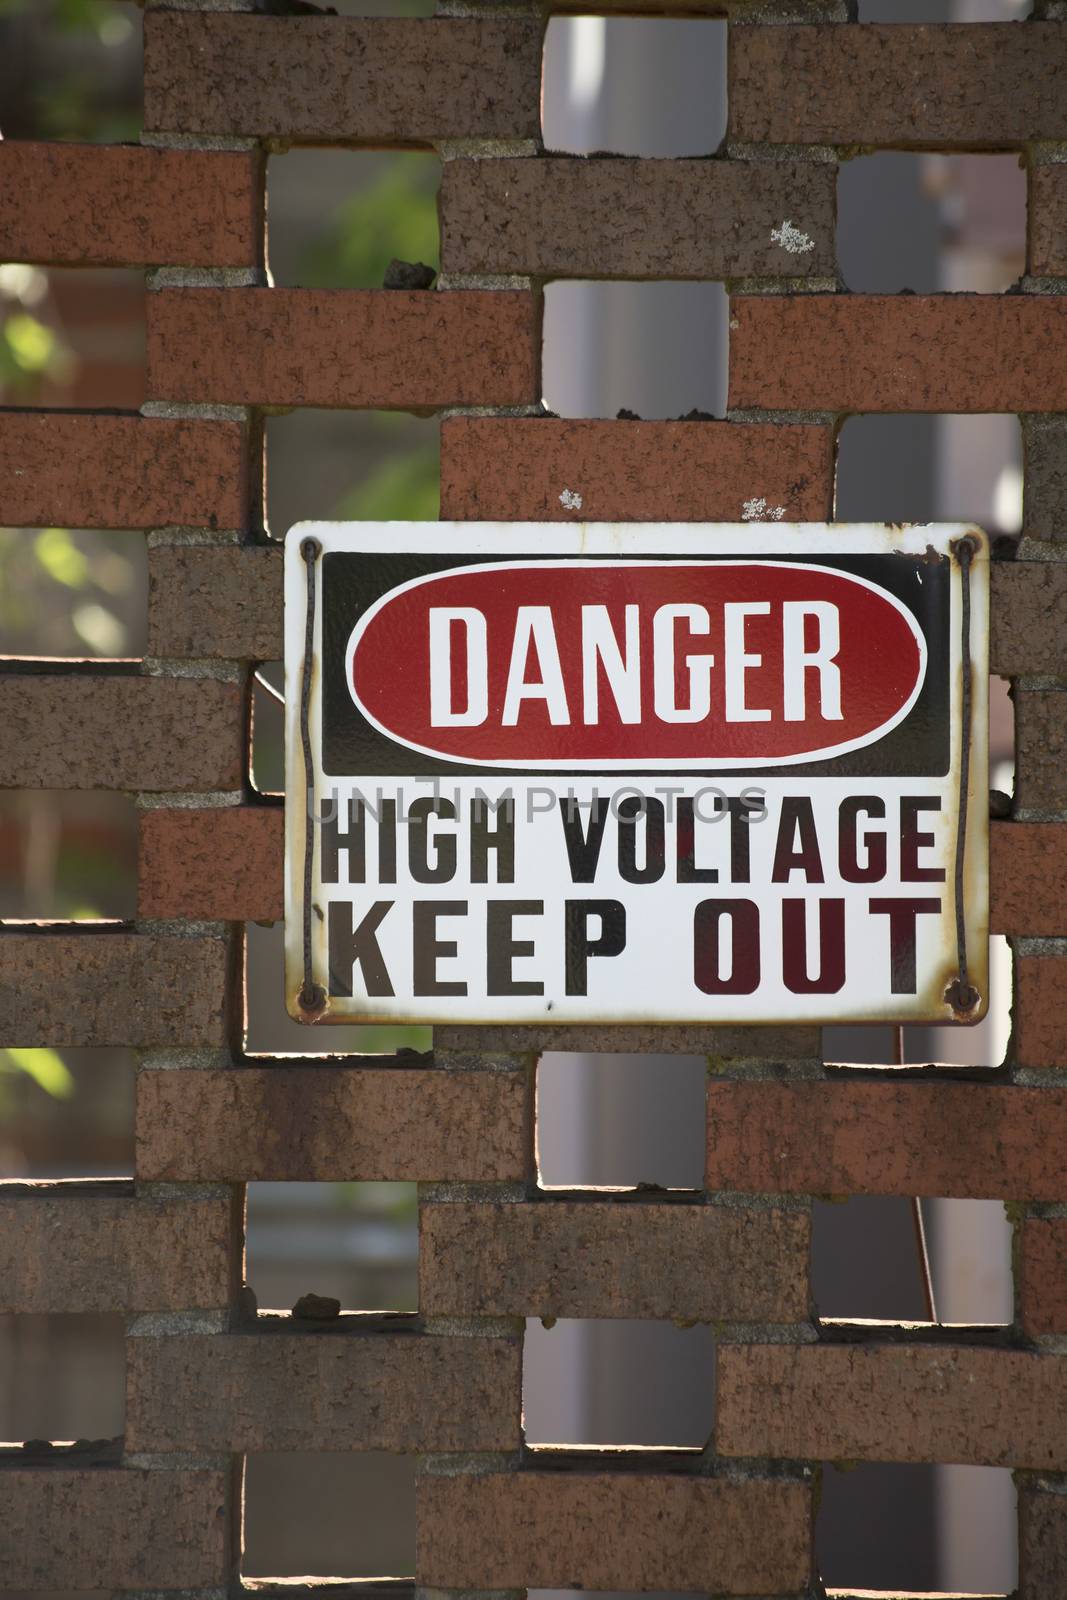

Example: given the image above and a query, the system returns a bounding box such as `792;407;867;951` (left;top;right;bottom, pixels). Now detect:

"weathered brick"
1021;1217;1067;1338
127;1331;519;1453
1016;690;1067;814
0;932;232;1048
717;1343;1067;1469
440;157;835;279
729;24;1067;149
139;805;283;922
729;296;1067;414
147;288;538;410
0;1189;232;1314
136;1065;529;1182
1031;164;1067;279
0;411;248;530
148;543;283;660
1020;1485;1067;1598
991;563;1067;679
416;1471;811;1594
435;1022;821;1057
420;1200;809;1322
0;141;261;269
440;418;833;523
1016;956;1067;1070
706;1080;1067;1202
0;675;244;792
1023;417;1067;544
0;1466;228;1590
990;823;1067;936
144;12;542;143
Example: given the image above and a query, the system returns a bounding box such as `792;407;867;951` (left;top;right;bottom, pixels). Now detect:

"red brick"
1016;690;1067;814
1022;416;1067;544
440;418;833;522
0;411;248;530
0;1466;227;1589
139;805;282;922
0;141;261;269
420;1200;809;1323
1020;1486;1067;1598
729;24;1067;149
0;932;233;1048
148;543;283;660
0;675;244;792
1021;1217;1067;1338
1016;956;1067;1069
991;563;1067;679
1031;165;1067;279
434;1021;821;1057
144;12;542;143
729;296;1067;414
0;1189;233;1314
707;1080;1067;1202
147;287;538;410
440;157;835;279
717;1343;1067;1469
990;823;1067;937
126;1331;519;1453
136;1065;529;1182
416;1471;811;1594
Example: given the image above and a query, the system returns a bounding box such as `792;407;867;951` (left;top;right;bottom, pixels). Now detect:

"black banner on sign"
321;550;950;780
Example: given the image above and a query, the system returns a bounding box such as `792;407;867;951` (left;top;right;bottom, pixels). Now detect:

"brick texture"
0;141;261;269
434;1021;822;1057
148;543;283;660
729;296;1067;414
126;1331;519;1453
0;675;244;791
1020;1217;1067;1338
1020;1487;1067;1599
0;411;248;531
1016;956;1067;1070
0;1190;232;1314
991;563;1067;678
419;1200;809;1323
1023;417;1067;543
1031;165;1067;278
717;1343;1067;1469
990;823;1067;936
0;1467;228;1591
440;158;835;279
706;1080;1067;1202
136;1065;528;1182
139;805;283;922
440;418;833;522
147;288;538;410
0;933;231;1048
729;24;1067;149
416;1471;811;1594
1015;690;1067;815
144;12;542;143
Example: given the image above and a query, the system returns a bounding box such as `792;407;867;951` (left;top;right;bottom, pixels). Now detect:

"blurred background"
0;0;1026;1590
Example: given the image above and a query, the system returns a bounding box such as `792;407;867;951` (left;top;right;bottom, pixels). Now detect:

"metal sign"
284;523;988;1027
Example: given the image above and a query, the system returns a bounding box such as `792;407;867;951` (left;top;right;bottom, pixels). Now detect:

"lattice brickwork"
2;1;1067;1595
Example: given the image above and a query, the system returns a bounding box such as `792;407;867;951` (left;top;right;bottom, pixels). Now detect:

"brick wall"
2;1;1067;1596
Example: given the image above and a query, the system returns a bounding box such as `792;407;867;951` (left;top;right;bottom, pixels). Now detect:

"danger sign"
284;523;988;1027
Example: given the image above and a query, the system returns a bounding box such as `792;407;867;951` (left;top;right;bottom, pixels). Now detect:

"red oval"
348;560;926;768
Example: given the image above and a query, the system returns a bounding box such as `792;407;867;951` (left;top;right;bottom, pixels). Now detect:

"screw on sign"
283;523;988;1028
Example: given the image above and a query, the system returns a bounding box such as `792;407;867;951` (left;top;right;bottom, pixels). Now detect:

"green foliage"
0;527;137;657
0;0;141;141
0;1048;75;1100
300;156;440;291
336;445;440;523
0;311;72;392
